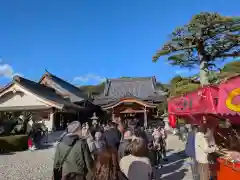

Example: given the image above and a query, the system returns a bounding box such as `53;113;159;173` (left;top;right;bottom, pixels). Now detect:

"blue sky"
0;0;239;86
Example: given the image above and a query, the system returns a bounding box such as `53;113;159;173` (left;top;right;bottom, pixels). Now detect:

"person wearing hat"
53;121;93;180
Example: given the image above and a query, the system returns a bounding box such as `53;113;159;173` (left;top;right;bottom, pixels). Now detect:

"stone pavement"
0;134;193;180
154;134;193;180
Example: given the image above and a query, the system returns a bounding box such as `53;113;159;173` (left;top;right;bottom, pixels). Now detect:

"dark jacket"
103;127;122;150
134;128;149;143
54;134;93;178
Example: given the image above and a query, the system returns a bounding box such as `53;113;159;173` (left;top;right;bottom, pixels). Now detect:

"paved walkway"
0;134;193;180
155;135;193;180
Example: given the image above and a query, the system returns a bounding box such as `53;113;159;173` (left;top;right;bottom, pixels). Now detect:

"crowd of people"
53;119;168;180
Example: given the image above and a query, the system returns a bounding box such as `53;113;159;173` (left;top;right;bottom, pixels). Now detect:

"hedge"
0;135;28;152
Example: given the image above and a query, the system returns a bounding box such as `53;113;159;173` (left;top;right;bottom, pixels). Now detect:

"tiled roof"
93;77;166;105
40;71;88;102
13;76;85;110
92;96;117;106
103;77;165;99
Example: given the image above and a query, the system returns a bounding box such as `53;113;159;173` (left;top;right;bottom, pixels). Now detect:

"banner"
217;76;240;115
168;86;218;115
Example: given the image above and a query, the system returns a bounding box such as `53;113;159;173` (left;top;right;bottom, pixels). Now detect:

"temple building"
0;71;101;132
0;73;166;132
93;77;166;127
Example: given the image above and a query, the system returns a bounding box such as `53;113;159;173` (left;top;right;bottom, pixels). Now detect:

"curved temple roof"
93;77;166;106
0;75;86;111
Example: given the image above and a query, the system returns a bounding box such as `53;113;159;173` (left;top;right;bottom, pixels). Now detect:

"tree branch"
215;52;240;58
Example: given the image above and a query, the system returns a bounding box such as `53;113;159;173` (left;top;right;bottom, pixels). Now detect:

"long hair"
92;147;120;180
130;137;148;157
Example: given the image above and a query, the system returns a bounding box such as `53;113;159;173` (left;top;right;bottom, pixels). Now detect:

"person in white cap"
53;121;93;180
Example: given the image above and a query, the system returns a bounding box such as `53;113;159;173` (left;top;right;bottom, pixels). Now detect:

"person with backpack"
53;121;93;180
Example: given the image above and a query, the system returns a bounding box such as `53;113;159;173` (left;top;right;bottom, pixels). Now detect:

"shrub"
0;134;28;152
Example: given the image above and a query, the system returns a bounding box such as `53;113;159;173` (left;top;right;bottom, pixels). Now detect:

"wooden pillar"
144;106;147;128
45;110;55;132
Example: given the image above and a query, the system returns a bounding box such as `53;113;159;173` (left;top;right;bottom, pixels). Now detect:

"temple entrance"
102;97;157;128
120;112;145;127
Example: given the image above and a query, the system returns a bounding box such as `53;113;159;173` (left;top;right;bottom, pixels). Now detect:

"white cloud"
73;73;106;83
0;64;14;78
0;60;22;78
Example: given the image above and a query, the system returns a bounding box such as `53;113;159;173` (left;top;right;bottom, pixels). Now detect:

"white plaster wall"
44;112;54;132
0;92;48;108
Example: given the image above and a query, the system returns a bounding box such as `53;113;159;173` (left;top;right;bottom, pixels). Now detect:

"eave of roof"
103;76;162;98
101;96;156;110
11;76;86;111
39;71;87;101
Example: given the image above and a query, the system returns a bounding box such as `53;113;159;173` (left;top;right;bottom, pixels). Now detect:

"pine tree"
153;12;240;85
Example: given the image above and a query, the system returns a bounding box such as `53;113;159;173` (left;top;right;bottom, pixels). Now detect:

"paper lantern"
169;114;177;128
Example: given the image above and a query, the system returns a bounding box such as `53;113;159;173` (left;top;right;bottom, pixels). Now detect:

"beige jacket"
195;132;216;164
119;154;152;180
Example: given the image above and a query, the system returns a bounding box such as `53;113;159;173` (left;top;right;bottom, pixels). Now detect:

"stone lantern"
90;112;98;125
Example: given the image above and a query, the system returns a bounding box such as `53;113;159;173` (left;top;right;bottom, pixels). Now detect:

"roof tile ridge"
151;76;157;93
103;79;110;96
44;71;85;92
109;77;153;81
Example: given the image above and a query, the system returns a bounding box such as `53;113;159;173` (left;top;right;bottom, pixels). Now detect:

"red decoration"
168;114;177;128
28;137;33;148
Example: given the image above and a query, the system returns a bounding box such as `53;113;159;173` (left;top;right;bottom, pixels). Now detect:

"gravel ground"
0;134;193;180
0;148;55;180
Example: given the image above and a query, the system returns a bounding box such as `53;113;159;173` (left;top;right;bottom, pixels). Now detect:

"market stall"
167;76;240;180
168;85;219;124
215;75;240;180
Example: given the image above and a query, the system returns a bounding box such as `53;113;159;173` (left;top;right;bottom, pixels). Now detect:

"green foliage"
173;83;200;96
120;76;132;79
153;12;240;66
0;135;28;152
169;75;200;96
79;83;105;97
77;60;240;98
79;80;169;97
156;82;170;93
153;12;239;85
168;60;240;97
157;101;168;114
221;60;240;73
170;76;183;85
